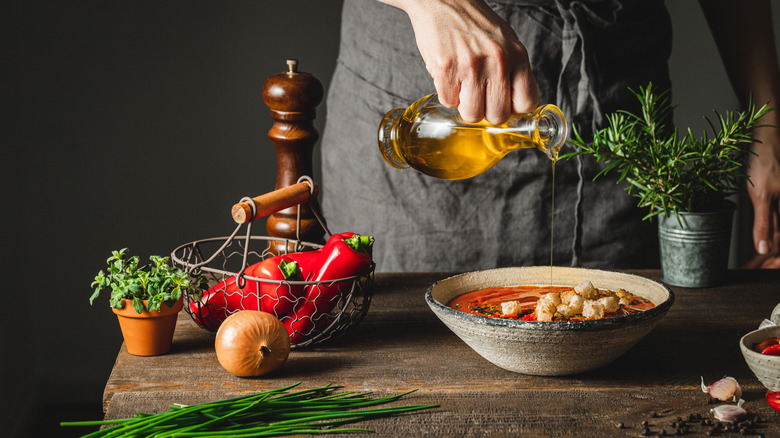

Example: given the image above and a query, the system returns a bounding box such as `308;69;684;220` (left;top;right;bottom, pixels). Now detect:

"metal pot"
657;202;736;288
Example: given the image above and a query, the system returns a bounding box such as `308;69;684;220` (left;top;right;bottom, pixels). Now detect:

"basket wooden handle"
231;181;319;224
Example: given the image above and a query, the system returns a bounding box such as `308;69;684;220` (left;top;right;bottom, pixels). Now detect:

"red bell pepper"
756;336;780;353
762;344;780;356
284;232;374;343
255;257;303;317
190;275;257;330
190;255;302;330
767;391;780;413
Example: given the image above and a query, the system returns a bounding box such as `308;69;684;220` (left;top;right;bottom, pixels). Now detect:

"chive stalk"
62;383;437;437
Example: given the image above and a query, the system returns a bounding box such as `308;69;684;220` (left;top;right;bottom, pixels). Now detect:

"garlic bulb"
701;377;742;402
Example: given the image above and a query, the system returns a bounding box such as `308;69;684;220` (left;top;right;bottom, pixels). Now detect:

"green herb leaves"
565;83;773;219
90;248;205;314
61;382;438;437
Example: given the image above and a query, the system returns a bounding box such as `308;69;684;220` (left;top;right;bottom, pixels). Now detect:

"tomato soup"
447;285;655;321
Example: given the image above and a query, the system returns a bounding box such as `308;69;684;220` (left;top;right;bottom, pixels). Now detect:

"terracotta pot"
112;298;183;356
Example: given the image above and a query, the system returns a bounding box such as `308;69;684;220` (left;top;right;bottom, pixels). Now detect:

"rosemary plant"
565;83;772;219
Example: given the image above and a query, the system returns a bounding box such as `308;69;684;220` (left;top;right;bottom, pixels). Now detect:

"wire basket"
170;177;373;349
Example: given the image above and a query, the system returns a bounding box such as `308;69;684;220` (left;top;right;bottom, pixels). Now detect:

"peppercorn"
615;422;624;429
641;420;649;427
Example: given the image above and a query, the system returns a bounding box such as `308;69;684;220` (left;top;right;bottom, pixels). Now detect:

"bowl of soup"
740;325;780;391
425;266;674;376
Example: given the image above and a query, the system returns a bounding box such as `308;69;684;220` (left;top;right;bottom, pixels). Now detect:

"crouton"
599;296;620;313
582;299;604;319
501;300;522;316
536;300;557;322
574;280;598;299
539;291;561;308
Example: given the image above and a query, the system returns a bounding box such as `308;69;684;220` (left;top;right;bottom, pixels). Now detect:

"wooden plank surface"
102;270;780;436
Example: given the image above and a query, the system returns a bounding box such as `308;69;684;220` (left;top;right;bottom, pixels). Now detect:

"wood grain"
102;270;780;436
261;60;326;246
231;181;318;224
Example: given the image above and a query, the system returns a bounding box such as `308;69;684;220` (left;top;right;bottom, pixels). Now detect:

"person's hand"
698;0;780;268
381;0;539;125
743;124;780;268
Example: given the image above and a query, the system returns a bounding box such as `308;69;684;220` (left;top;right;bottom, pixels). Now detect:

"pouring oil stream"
550;161;555;287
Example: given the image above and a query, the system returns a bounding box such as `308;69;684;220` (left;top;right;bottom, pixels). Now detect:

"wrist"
376;0;416;12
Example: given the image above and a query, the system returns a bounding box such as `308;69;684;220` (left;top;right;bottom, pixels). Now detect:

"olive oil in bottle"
378;94;567;180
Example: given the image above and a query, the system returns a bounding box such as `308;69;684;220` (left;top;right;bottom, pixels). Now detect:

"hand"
741;250;780;269
698;0;780;268
744;125;780;268
382;0;539;125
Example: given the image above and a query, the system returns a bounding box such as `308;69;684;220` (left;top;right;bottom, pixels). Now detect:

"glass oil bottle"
378;94;567;180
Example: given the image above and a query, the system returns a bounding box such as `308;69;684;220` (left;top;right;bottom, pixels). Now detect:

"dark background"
5;1;780;436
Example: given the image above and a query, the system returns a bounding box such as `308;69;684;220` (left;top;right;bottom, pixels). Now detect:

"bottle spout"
377;108;409;169
535;105;568;161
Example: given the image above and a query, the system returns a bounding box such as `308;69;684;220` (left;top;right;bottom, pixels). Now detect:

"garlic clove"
710;400;747;423
701;376;742;402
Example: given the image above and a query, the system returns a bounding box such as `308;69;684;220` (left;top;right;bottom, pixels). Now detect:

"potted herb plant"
90;248;204;356
567;84;772;287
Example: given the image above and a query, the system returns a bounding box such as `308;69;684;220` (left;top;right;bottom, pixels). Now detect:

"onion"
215;310;290;377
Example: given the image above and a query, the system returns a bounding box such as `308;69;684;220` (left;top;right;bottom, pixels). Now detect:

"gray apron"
321;0;672;272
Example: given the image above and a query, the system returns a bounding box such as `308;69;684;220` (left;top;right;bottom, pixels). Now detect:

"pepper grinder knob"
261;59;326;250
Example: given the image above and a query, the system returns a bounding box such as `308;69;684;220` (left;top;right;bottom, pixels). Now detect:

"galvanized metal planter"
657;202;736;288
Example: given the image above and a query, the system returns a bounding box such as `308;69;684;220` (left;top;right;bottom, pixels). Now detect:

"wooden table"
103;270;780;436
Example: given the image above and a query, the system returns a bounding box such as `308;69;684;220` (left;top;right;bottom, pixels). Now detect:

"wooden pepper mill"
262;59;326;250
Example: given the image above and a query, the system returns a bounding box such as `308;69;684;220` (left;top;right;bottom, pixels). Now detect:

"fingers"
458;66;537;125
440;53;537;125
740;254;764;269
741;252;780;269
484;73;511;126
511;61;539;115
407;0;538;124
458;77;487;123
759;255;780;269
431;63;460;108
752;196;775;255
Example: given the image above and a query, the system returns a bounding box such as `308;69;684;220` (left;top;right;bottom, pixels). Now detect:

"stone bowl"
740;325;780;391
425;266;674;376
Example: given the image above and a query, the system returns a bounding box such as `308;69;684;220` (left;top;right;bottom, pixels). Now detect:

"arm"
699;0;780;267
378;0;539;125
